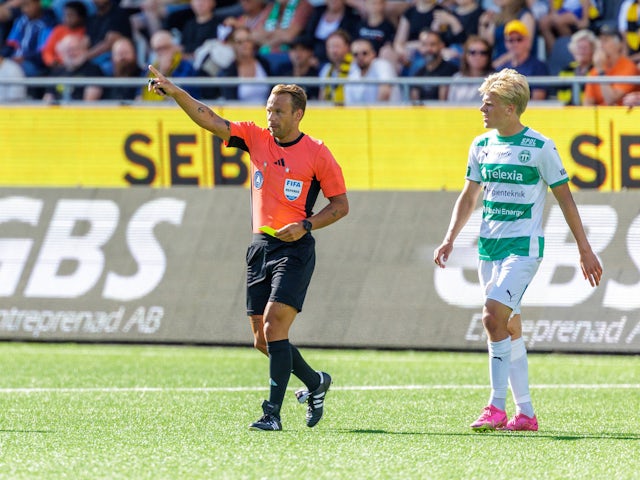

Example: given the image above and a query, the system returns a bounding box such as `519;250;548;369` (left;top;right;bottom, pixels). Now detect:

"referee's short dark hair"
271;84;307;115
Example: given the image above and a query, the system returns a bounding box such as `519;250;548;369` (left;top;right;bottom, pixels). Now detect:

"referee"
147;66;349;431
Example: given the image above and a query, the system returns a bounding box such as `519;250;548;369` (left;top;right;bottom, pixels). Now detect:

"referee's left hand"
274;222;307;242
147;65;177;97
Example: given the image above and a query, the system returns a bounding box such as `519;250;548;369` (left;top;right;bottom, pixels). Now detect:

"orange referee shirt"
227;121;347;233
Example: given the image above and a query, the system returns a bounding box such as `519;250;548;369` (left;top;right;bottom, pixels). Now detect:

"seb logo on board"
0;196;185;301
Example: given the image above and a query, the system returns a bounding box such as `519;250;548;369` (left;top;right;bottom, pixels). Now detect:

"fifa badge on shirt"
284;179;303;201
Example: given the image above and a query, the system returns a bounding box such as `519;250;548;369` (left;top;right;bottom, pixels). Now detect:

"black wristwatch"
302;219;313;233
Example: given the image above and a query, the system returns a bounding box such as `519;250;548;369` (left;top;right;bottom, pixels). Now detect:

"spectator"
409;28;458;102
478;0;535;70
222;0;268;32
130;0;184;47
431;0;485;62
0;54;26;101
252;0;313;71
217;25;271;102
392;0;445;74
354;0;396;55
622;90;640;108
345;36;401;104
526;0;549;20
190;28;235;83
302;0;360;65
50;0;95;22
318;28;352;103
86;0;133;75
180;0;223;60
556;28;596;105
447;35;494;103
538;0;591;56
43;34;103;103
210;0;242;18
41;0;87;69
583;27;639;106
617;0;640;64
500;19;548;99
1;0;57;77
164;0;240;33
103;37;144;101
140;29;200;100
0;0;22;46
381;0;413;27
275;34;320;99
447;0;485;38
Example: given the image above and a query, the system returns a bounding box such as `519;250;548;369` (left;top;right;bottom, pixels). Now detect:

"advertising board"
1;188;638;352
2;105;640;190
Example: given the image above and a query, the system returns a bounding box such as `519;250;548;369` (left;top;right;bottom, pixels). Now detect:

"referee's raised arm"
147;65;231;142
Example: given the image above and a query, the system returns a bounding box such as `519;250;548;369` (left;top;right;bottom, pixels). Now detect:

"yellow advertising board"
1;104;640;190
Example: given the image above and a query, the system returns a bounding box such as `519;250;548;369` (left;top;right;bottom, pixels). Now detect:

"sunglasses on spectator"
468;49;489;56
506;36;525;43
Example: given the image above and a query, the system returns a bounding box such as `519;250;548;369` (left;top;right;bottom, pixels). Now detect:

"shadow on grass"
343;429;640;441
538;432;640;441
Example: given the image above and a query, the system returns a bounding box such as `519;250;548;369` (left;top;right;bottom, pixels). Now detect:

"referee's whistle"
148;78;166;95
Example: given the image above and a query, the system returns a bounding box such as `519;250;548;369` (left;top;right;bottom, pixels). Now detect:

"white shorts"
478;255;542;314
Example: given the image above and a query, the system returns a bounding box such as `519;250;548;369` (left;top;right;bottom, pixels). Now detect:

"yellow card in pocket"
259;225;278;237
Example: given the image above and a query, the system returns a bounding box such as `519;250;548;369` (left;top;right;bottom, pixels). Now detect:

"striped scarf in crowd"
259;0;300;54
321;53;353;105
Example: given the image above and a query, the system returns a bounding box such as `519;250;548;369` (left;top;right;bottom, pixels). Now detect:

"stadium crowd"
0;0;639;105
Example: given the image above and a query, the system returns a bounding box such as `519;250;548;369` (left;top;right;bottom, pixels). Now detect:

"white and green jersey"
466;126;569;261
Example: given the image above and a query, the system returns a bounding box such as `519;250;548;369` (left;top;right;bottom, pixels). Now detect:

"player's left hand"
581;250;603;287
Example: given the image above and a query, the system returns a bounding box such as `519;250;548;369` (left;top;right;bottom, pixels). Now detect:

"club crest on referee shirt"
254;171;264;189
284;179;302;201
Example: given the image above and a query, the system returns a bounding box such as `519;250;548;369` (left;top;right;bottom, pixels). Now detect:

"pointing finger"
148;65;161;77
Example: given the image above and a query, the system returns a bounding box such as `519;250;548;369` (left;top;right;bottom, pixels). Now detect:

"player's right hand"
433;243;452;269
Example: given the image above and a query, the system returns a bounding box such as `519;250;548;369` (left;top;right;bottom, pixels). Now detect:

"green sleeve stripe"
549;177;570;189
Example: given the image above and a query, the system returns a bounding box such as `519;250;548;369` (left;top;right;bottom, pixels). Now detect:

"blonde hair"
479;69;530;116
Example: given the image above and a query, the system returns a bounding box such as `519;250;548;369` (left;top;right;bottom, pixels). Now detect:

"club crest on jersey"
254;171;264;189
284;179;303;201
518;150;531;164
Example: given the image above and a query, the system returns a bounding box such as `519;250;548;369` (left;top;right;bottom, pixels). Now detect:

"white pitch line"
0;384;638;394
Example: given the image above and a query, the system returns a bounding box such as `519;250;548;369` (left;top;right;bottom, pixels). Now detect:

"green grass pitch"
0;342;638;479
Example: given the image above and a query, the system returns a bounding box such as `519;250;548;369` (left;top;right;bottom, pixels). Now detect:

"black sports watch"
302;219;313;233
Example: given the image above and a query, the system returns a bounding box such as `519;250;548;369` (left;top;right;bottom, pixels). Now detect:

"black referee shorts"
245;232;316;315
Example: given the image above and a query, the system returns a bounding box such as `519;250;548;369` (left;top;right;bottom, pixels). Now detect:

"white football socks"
488;337;511;411
509;337;535;418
